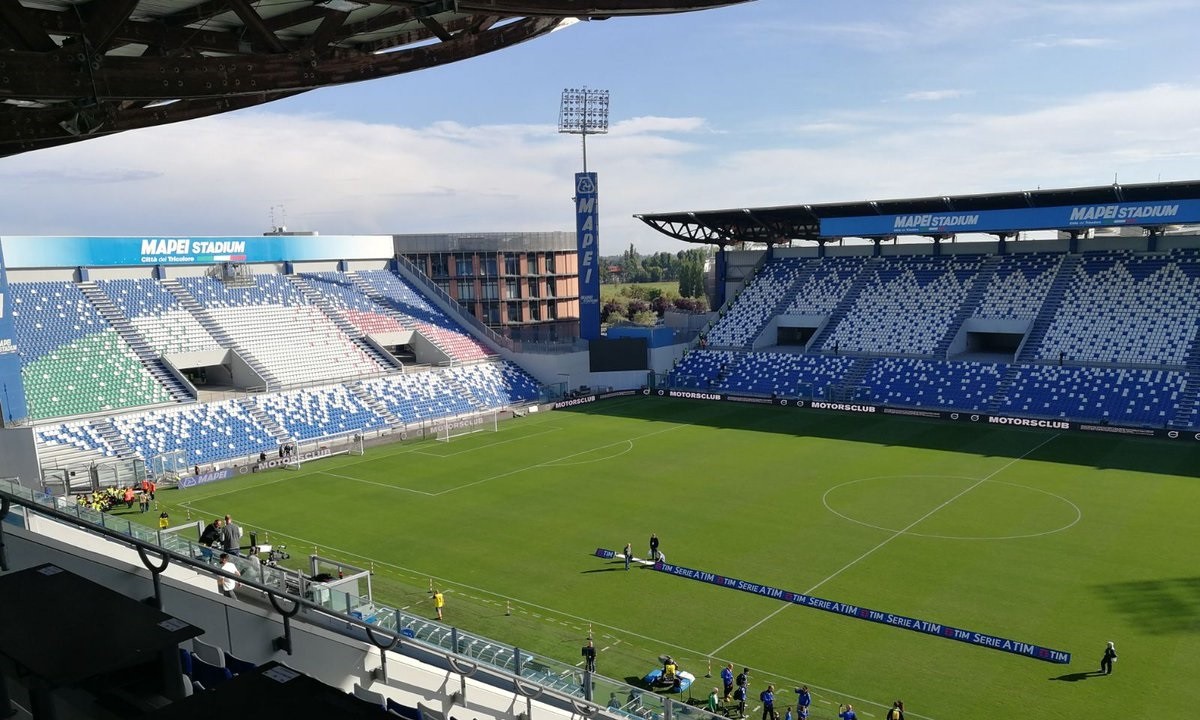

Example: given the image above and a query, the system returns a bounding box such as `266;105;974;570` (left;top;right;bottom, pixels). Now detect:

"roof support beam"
163;0;231;29
226;0;288;53
306;11;349;53
80;0;141;54
0;0;57;52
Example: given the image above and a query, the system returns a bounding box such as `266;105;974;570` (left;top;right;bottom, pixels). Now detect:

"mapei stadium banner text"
0;242;29;423
0;235;394;268
575;173;601;341
650;559;1071;664
818;199;1200;237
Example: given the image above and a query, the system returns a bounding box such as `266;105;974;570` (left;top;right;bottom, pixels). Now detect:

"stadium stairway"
159;279;282;388
348;267;492;362
984;365;1024;414
347;382;404;427
1168;339;1200;427
756;260;823;345
808;258;879;352
828;356;875;400
77;281;194;404
92;418;139;462
932;255;1001;358
236;397;292;449
284;275;402;371
1015;255;1079;363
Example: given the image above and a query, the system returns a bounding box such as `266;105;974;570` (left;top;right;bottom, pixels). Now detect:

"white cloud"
901;89;972;102
1022;35;1112;48
4;84;1200;254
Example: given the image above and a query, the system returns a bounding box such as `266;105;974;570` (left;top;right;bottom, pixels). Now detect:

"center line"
709;433;1060;656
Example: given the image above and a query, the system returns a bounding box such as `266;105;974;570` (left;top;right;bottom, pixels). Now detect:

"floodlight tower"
559;87;610;172
559;87;610;341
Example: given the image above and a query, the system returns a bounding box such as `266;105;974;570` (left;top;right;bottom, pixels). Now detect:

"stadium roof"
0;0;751;158
635;180;1200;245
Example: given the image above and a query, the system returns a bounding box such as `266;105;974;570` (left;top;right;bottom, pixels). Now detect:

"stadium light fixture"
558;87;610;173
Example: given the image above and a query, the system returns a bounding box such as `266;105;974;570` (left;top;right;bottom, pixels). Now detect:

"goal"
283;430;365;470
435;410;499;442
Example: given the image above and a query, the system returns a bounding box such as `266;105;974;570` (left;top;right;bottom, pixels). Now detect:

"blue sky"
5;0;1200;253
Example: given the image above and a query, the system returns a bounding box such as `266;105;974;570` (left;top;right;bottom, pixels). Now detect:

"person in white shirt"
218;553;241;598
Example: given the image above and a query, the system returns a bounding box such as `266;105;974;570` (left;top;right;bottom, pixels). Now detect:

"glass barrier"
0;477;730;720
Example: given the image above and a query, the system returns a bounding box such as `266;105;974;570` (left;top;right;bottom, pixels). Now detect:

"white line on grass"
316;471;437;496
412;426;564;458
709;432;1061;656
434;424;687;496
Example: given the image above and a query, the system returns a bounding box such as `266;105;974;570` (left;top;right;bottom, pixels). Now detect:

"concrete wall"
0;426;40;489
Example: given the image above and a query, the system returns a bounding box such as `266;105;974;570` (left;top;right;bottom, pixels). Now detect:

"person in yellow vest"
158;511;170;530
433;589;445;620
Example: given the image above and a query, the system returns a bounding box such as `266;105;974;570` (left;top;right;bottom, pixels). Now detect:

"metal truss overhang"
0;0;754;157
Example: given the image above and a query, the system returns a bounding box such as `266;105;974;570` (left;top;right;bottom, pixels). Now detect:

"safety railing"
0;478;724;720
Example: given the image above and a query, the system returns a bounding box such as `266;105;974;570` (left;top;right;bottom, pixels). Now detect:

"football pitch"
156;397;1200;720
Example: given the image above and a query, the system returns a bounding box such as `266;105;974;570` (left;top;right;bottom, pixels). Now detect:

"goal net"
283;430;365;470
435;410;499;442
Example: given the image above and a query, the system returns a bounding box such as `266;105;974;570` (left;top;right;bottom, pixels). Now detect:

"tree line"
600;245;709;298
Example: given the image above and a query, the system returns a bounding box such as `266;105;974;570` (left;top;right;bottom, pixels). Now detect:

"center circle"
822;475;1081;540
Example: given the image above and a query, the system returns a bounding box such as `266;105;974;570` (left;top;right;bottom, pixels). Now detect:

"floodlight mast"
558;87;610;173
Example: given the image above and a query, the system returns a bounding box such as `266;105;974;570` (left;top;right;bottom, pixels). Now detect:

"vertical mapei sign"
575;172;601;341
0;242;28;424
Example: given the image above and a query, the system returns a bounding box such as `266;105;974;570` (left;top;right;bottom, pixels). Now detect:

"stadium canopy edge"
0;0;754;159
636;179;1200;246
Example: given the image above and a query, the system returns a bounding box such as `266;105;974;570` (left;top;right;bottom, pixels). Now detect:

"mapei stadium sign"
0;235;394;268
819;199;1200;237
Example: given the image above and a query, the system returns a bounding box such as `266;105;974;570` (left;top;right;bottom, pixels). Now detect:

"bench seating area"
179;275;389;385
10;281;175;419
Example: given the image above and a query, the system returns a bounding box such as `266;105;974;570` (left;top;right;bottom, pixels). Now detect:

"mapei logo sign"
893;213;981;232
1067;203;1179;225
140;238;248;264
575;172;601;341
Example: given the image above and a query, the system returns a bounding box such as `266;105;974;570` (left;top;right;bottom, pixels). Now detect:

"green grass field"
147;398;1200;720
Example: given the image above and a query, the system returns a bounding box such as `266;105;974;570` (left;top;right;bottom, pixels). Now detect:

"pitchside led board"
819;199;1200;237
575;173;601;341
0;242;29;423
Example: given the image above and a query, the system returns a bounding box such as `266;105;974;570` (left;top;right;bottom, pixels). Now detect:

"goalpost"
435;410;500;443
283;430;365;470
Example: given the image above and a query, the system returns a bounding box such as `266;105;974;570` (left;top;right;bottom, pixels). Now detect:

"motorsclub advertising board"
177;447;332;488
631;388;1194;441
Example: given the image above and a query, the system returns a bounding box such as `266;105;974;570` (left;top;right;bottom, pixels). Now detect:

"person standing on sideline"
759;684;776;720
433;589;445;620
223;514;243;556
784;707;793;720
217;553;240;598
732;683;747;718
837;704;856;720
624;542;633;570
649;533;660;562
794;686;811;716
706;688;721;715
735;667;750;695
582;640;597;672
1100;641;1117;674
721;663;735;701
